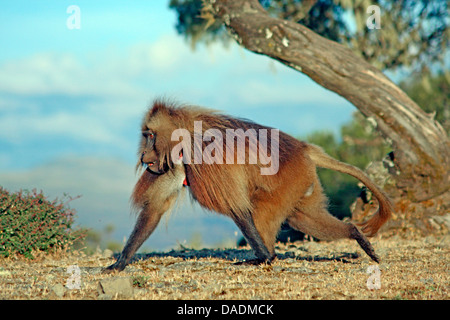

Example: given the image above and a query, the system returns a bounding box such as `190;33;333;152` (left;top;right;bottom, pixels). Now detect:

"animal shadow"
124;246;361;265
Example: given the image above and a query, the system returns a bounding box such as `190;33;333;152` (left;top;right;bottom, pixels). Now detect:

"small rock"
46;274;55;282
98;277;134;298
98;293;113;300
420;277;434;284
51;284;65;298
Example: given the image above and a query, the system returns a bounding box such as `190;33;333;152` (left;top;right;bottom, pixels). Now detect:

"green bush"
0;187;87;259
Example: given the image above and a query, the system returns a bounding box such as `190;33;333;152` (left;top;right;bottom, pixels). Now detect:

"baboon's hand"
234;257;274;266
102;260;126;274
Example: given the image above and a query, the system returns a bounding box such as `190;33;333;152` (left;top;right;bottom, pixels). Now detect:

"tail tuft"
358;195;393;236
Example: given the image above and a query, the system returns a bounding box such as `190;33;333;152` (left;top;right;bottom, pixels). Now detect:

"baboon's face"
138;111;177;174
139;129;161;173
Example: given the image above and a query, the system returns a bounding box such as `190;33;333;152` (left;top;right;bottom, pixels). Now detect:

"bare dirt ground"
0;234;448;300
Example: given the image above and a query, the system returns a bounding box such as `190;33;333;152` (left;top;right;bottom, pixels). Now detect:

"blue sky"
0;1;358;251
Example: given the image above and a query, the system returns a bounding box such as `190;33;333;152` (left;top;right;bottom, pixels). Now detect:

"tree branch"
207;0;450;201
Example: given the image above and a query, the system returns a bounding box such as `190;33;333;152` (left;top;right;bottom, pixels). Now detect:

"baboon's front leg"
103;206;165;273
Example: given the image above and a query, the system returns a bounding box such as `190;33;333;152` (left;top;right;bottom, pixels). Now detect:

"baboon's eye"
142;131;155;139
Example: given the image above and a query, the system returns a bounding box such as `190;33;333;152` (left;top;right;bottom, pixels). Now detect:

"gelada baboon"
104;100;392;272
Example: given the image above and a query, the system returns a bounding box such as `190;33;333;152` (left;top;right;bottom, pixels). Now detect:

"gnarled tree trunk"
206;0;450;204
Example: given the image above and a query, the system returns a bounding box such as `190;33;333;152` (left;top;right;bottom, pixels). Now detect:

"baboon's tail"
305;144;393;236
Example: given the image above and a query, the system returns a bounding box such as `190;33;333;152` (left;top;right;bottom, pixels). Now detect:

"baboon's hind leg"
232;211;275;265
287;184;379;263
348;225;379;263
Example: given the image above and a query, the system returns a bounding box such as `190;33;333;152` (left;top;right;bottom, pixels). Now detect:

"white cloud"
0;33;230;109
0;52;140;97
128;36;187;73
0;36;231;150
0;111;110;144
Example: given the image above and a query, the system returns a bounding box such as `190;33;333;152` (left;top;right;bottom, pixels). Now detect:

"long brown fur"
104;99;393;272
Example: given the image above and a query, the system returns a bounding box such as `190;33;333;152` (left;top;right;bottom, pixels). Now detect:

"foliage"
169;0;449;73
264;0;352;43
335;0;448;72
169;0;226;48
0;187;87;259
400;70;450;135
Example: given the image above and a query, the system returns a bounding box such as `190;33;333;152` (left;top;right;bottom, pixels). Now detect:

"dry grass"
0;234;448;300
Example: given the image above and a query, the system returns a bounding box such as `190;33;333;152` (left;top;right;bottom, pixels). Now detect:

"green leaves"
0;188;87;259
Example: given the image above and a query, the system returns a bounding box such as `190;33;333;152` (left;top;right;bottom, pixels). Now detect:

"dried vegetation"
1;234;448;300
